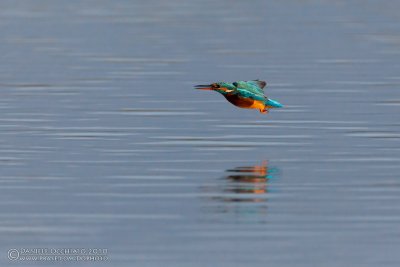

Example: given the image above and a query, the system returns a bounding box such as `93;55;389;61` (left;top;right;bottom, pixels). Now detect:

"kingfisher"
195;80;283;113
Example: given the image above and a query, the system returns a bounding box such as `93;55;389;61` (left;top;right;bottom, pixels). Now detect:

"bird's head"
195;82;235;94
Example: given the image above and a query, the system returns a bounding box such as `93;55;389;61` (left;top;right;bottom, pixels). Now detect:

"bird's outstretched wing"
247;80;266;89
232;80;267;96
235;88;267;102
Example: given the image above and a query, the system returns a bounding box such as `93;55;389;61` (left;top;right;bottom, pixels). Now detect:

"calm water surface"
1;0;400;266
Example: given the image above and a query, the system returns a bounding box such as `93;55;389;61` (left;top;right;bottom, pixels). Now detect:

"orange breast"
248;100;266;110
224;95;265;111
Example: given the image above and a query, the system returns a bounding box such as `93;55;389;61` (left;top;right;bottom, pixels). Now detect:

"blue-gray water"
1;1;400;266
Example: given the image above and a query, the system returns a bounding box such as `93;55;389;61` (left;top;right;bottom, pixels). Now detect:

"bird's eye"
212;83;220;88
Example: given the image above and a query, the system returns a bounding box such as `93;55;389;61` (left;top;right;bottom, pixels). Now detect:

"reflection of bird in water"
201;161;280;219
195;80;283;114
223;161;279;202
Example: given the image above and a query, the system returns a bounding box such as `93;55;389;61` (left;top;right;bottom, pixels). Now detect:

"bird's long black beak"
194;84;213;90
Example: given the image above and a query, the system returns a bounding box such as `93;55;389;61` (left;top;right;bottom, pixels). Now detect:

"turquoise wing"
233;80;266;96
235;88;266;102
246;80;266;90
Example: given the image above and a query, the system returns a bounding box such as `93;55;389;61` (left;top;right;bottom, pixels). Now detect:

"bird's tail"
265;98;283;108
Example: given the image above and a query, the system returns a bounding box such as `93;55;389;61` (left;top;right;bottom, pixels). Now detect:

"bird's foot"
260;109;269;114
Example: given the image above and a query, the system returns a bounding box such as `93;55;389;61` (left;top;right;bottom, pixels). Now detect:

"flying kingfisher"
195;80;283;113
